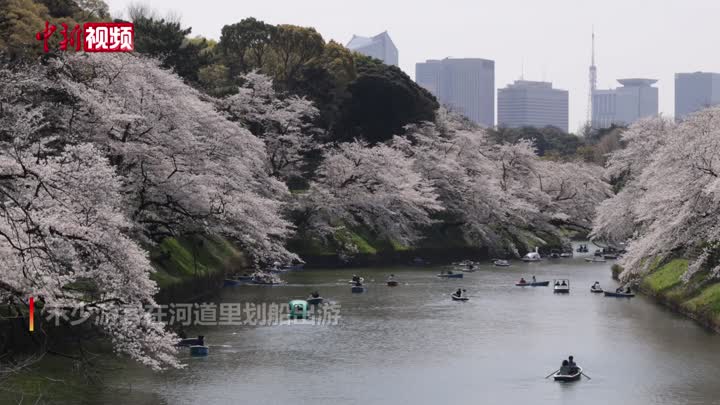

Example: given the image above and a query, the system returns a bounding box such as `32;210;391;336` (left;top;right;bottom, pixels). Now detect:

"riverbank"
288;224;579;268
624;258;720;333
150;235;249;303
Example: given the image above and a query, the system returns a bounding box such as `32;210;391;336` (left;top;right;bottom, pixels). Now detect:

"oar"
544;369;560;379
581;372;592;380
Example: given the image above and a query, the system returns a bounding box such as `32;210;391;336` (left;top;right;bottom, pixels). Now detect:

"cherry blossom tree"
0;54;302;369
0;67;178;370
297;140;442;248
591;112;720;281
54;54;296;263
220;72;321;181
398;111;609;256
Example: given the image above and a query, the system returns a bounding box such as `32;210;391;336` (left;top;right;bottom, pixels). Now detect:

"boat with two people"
576;244;589;253
516;275;550;287
604;286;635;298
350;275;366;293
553;279;570;293
551;355;584;382
349;274;365;284
453;260;479;272
549;249;561;259
451;288;469;301
493;259;511;267
590;281;604;293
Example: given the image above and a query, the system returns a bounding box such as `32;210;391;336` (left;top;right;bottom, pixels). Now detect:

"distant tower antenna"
587;27;597;125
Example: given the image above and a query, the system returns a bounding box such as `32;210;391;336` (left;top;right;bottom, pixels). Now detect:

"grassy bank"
637;258;720;332
287;222;571;268
150;235;248;303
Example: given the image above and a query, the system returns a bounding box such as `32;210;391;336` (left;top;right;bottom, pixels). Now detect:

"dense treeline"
592;111;720;283
488;125;627;165
125;10;438;145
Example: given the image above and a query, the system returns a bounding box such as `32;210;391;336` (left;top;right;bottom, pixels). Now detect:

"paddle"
544;369;560;379
581;372;592;380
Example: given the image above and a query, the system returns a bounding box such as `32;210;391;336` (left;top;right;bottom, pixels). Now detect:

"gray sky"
107;0;720;132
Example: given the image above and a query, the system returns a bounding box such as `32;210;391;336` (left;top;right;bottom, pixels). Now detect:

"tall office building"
346;31;398;66
497;80;569;132
675;72;720;121
415;58;495;127
592;79;658;129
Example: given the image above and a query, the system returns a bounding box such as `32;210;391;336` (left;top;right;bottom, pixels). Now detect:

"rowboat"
604;291;635;298
351;285;366;293
306;296;324;305
387;280;399;287
590;287;604;293
493;259;511;267
603;254;620;260
515;281;550;287
348;277;365;284
553;366;582;382
177;336;204;347
451;294;469;301
585;257;606;263
553;279;570;293
190;345;209;357
560;252;573;258
289;300;309;319
437;273;463;279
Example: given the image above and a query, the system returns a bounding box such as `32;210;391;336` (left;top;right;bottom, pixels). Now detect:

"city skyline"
105;0;720;132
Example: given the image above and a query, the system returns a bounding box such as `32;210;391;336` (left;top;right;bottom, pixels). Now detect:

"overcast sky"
107;0;720;132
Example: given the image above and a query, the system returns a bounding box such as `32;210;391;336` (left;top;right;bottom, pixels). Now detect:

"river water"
86;250;720;405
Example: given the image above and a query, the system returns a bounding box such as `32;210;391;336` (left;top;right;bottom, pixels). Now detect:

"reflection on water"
86;254;720;405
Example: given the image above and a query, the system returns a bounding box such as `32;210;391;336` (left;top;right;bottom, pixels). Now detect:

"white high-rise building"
346;31;398;66
415;58;495;127
592;78;658;129
498;80;569;132
675;72;720;121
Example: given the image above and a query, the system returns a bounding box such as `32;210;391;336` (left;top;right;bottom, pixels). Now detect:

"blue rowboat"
437;273;463;279
190;345;209;357
604;291;635;298
351;285;366;293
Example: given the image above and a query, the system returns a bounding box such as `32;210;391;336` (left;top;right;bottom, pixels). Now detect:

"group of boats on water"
213;245;627;380
223;262;305;286
513;277;635;297
485;244;625;267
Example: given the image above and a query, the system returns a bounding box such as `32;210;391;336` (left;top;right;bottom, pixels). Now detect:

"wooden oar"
581;372;592;380
544;369;560;379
